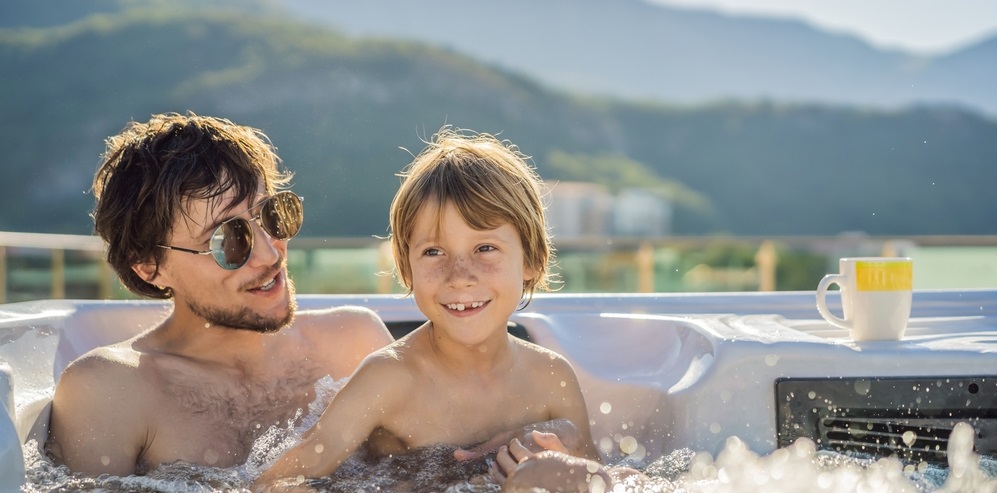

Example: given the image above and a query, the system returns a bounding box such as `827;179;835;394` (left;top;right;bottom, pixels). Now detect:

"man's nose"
247;220;282;267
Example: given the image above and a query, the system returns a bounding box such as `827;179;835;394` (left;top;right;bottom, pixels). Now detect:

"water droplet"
204;449;219;465
902;430;917;446
600;402;612;414
620;436;639;454
598;436;614;455
853;379;871;395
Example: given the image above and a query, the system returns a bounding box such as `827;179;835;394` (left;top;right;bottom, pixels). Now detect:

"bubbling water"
19;376;997;493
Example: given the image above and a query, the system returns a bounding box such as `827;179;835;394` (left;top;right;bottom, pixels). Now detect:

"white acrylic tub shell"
2;290;996;489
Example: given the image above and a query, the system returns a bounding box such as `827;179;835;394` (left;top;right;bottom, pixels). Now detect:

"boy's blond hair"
389;127;553;299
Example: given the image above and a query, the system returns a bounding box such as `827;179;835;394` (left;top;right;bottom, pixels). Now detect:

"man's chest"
138;368;328;469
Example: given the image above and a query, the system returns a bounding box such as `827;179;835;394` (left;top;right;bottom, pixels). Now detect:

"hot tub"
2;289;996;489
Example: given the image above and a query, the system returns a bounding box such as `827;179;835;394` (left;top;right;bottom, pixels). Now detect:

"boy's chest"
380;380;552;451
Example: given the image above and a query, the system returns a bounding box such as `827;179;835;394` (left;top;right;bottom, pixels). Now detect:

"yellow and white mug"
816;257;913;341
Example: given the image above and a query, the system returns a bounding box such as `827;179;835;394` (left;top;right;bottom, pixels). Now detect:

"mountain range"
281;0;997;117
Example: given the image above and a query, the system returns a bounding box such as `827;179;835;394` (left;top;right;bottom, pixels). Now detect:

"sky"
647;0;997;55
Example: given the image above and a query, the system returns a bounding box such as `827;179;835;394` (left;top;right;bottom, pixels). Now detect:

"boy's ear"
523;263;536;283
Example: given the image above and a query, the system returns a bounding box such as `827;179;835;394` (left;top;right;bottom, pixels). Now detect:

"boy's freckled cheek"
417;267;446;284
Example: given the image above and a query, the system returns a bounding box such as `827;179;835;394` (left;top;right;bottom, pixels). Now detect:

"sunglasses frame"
157;191;303;270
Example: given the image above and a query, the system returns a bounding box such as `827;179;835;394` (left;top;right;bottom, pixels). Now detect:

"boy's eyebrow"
409;236;438;250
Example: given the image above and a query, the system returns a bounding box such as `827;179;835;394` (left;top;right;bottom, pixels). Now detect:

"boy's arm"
546;358;600;460
47;355;146;476
256;353;407;483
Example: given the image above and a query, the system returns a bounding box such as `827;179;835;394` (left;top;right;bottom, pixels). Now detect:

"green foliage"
775;249;830;291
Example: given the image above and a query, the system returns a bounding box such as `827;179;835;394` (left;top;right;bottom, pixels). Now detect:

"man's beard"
186;277;298;333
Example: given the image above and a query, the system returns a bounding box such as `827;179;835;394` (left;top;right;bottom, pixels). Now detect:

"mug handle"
816;274;850;330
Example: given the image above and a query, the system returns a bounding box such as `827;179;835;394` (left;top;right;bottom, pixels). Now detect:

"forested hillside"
1;5;994;237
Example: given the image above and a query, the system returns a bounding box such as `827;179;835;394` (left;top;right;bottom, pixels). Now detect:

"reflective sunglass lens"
261;192;303;240
209;218;253;270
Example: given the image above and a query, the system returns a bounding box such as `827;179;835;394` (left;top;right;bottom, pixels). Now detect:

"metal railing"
3;231;997;303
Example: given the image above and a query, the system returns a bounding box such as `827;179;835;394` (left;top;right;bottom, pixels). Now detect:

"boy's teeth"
447;301;484;311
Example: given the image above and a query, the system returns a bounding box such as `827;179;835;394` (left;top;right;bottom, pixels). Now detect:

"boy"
257;128;599;485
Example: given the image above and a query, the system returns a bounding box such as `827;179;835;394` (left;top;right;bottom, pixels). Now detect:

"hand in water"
497;445;614;492
488;431;569;482
490;433;642;492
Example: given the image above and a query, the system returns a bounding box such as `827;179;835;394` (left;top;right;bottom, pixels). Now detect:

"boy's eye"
423;248;442;256
478;245;497;253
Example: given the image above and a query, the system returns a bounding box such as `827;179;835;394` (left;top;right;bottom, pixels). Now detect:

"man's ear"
132;261;160;285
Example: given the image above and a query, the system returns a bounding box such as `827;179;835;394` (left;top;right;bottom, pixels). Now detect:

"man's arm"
47;354;146;476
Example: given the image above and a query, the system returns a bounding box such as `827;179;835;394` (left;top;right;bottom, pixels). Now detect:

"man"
46;112;393;476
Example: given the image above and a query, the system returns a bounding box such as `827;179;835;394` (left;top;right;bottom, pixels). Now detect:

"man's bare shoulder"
291;305;394;375
54;337;162;411
294;305;391;340
59;338;147;384
49;338;155;473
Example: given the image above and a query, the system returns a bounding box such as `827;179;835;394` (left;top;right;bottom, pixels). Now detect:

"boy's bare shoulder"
348;331;429;384
336;340;416;406
360;336;417;371
512;338;573;371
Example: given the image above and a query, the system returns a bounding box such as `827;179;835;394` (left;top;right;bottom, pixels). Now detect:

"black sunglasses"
158;191;304;270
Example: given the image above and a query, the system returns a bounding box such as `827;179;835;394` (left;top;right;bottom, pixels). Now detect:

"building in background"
614;187;672;238
546;181;671;240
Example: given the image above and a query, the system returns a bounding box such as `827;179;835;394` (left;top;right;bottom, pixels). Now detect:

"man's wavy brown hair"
91;112;292;298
